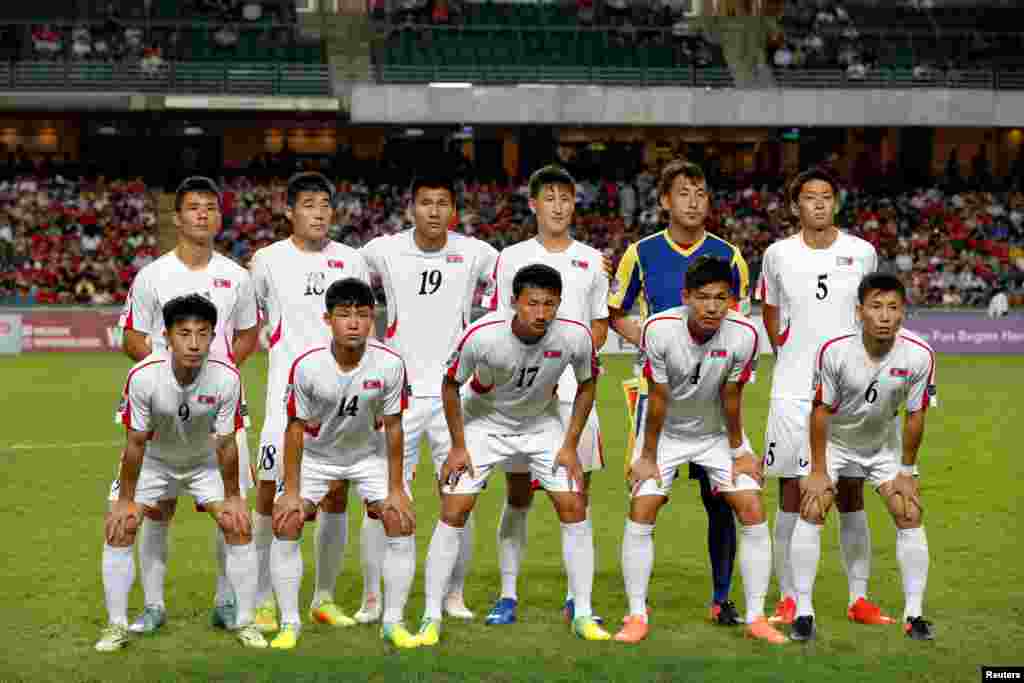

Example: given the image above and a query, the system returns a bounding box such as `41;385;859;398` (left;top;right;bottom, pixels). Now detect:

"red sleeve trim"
643;360;653;381
486;253;502;311
555;318;599;378
268;319;283;348
445;319;505;380
815;334;856;373
777;322;790;348
639;315;682;349
233;393;244;430
286;347;327;419
121;359;165;431
124;302;135;331
385;318;398;339
470;374;494;394
899;334;936;413
724;317;759;384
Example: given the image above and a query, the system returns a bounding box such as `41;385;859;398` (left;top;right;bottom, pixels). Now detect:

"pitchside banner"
1;307;1022;354
603;311;1024;356
0;314;23;354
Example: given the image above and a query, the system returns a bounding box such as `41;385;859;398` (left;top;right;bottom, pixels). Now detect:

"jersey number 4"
338;395;359;417
418;269;442;295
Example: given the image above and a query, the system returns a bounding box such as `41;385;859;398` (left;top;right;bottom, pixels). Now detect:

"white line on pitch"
6;440;121;451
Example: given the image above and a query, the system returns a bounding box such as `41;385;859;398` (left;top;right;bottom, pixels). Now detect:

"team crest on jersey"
213;278;232;288
197;394;216;404
544;350;563;358
710;349;728;358
363;379;383;390
571;259;589;270
446;254;464;263
890;368;909;377
327;259;345;269
836;256;854;266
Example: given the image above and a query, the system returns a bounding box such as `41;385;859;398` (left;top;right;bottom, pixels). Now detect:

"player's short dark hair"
658;158;707;198
287;171;336;209
788;167;840;206
410;170;457;203
325;277;375;313
163;293;218;331
857;272;907;304
528;165;576;199
174;176;222;212
684;256;734;293
512;263;563;299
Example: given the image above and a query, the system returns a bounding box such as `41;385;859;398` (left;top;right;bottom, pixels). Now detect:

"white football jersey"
285;343;408;466
119;251;259;363
119;356;243;466
642;307;759;443
445;312;598;433
814;329;936;455
362;230;497;398
486;237;609;401
758;231;877;400
250;238;369;398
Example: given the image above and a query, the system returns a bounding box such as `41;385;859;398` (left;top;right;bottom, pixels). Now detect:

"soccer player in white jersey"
415;264;611;645
789;273;936;642
358;172;498;623
248;172;369;633
615;257;785;645
269;279;418;650
757;167;883;627
484;165;609;625
117;176;260;634
96;295;265;652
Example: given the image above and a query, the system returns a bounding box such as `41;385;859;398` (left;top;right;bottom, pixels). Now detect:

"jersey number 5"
816;274;829;300
418;269;442;295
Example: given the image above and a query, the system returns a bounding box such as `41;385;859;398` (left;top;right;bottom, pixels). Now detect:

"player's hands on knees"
105;500;142;546
218;495;252;537
273;492;304;537
442;446;474;489
628;457;662;496
885;473;923;524
554;445;584;493
732;452;764;487
380;489;416;535
799;471;834;521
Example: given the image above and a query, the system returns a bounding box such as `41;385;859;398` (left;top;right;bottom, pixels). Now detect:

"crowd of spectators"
2;162;1022;309
0;175;158;305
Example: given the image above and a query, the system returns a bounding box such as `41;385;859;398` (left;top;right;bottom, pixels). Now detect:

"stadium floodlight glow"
428;81;472;89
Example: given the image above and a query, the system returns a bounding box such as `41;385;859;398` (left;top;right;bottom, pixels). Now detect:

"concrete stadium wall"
350;85;1024;127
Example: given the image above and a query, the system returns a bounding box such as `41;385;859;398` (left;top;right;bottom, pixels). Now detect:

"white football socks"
738;522;772;623
560;520;594;620
773;510;797;601
214;527;233;607
312;511;347;607
840;510;871;606
360;511;385;604
382;535;416;625
102;544;135;627
270;538;303;626
448;512;474;597
566;505;593;602
137;518;168;610
622;519;654;617
424;521;464;620
225;542;258;627
790;518;822;618
897;526;929;620
252;512;274;606
497;503;529;601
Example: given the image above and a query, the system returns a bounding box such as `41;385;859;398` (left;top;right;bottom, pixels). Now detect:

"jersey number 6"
864;380;879;404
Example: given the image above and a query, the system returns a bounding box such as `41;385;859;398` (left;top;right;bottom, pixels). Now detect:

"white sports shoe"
95;624;130;652
444;592;475;620
354;594;382;624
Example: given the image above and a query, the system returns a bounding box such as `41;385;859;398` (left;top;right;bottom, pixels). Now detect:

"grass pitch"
0;352;1021;683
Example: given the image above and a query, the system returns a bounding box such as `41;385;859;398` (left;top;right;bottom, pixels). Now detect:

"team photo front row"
99;263;935;652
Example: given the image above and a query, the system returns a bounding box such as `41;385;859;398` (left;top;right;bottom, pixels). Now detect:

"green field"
1;352;1021;683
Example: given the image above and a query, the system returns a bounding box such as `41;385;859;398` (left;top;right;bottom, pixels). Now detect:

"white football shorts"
503;401;603;477
275;452;392;507
630;431;760;498
404;395;451;482
824;442;900;490
108;455;226;508
441;425;579;495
